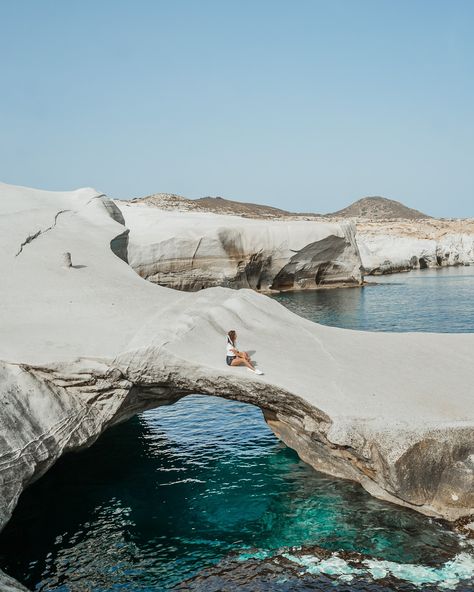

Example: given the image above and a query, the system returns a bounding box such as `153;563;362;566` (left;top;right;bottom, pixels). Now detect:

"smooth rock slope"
0;183;473;587
116;200;363;291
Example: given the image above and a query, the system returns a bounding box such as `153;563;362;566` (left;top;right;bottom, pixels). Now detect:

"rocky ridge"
127;194;474;278
131;193;432;221
117;201;363;292
131;193;304;219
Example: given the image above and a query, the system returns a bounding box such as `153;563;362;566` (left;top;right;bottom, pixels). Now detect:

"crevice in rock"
315;262;331;285
14;194;113;259
15;210;70;257
190;238;203;269
418;256;429;269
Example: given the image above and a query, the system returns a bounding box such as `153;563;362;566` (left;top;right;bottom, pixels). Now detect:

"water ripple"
1;268;473;590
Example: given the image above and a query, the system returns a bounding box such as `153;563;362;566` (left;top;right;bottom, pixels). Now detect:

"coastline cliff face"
0;183;473;587
115;201;363;291
355;220;474;274
323;197;474;275
123;193;474;280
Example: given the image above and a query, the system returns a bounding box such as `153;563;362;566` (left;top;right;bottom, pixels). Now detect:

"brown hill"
327;196;430;220
130;193;311;219
130;193;429;221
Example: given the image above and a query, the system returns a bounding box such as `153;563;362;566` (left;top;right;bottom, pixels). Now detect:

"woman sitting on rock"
226;330;263;375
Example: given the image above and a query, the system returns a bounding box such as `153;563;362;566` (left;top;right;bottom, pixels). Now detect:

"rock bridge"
1;183;473;588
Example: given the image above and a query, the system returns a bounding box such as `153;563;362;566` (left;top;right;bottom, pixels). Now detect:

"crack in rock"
14;197;106;258
15;209;71;257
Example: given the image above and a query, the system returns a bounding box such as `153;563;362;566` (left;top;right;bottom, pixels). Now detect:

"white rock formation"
116;201;363;291
0;182;473;587
355;220;474;274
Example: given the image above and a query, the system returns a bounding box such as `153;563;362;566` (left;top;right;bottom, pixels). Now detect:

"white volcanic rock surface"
116;201;363;291
0;181;473;590
124;193;474;277
354;220;474;274
0;183;180;363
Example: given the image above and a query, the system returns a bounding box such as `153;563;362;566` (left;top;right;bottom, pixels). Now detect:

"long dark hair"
227;330;236;345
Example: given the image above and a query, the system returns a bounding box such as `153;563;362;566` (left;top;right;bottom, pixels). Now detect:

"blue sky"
0;0;472;217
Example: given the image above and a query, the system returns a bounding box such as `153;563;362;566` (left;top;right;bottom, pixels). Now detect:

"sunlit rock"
355;220;474;274
116;201;363;291
0;182;472;590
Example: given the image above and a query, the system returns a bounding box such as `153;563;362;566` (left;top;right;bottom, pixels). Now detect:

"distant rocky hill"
123;190;474;279
131;193;303;219
327;196;430;220
130;193;431;221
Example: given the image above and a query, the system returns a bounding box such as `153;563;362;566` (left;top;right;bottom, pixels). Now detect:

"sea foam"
285;551;474;588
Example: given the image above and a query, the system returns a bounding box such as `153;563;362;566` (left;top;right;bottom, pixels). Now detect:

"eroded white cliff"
0;183;473;591
355;220;474;274
116;201;363;291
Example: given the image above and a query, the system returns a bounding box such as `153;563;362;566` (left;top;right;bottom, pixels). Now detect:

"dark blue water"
274;267;474;333
1;268;473;591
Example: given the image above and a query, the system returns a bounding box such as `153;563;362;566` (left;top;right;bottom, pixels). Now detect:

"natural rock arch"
1;181;473;592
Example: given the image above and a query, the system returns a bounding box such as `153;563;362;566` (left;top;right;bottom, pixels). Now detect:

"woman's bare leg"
231;357;255;370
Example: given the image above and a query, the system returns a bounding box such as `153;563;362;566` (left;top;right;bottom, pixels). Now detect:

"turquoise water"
1;267;473;591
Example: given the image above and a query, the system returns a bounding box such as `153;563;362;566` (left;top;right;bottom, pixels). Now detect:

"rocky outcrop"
355;220;474;274
327;196;429;220
129;192;298;219
124;193;474;279
0;183;473;587
116;201;363;291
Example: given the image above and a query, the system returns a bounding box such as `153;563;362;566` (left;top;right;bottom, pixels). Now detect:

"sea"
1;267;473;591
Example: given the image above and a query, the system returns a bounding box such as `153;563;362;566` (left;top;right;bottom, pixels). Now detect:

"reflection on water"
0;267;473;591
0;397;470;591
274;267;474;333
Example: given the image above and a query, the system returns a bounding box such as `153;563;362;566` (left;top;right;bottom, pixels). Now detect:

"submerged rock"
0;182;473;587
174;545;474;591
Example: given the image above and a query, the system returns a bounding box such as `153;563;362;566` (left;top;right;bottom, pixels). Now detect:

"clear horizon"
1;0;473;217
